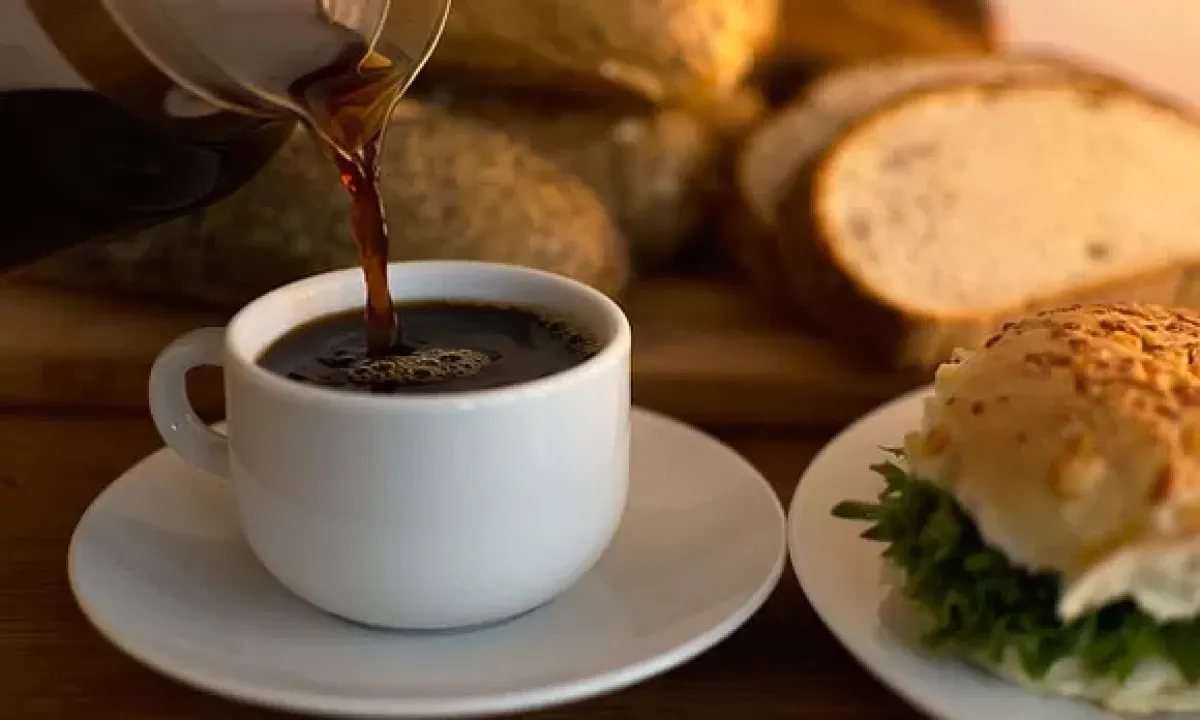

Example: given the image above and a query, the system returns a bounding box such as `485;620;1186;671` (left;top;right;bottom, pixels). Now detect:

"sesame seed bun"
904;303;1200;619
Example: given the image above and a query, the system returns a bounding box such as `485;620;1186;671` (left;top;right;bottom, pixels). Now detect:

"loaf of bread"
414;81;764;269
427;0;780;109
774;0;989;62
727;53;1075;311
21;101;629;308
779;79;1200;370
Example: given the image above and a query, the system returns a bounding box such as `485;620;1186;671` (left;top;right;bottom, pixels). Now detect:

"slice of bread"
780;78;1200;370
727;53;1074;312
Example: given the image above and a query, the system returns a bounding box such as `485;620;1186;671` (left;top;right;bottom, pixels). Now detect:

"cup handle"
148;327;231;479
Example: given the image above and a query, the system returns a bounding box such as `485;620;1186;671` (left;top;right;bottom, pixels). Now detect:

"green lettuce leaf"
831;456;1200;683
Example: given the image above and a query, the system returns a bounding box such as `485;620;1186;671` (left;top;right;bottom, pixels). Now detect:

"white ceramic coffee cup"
148;260;631;630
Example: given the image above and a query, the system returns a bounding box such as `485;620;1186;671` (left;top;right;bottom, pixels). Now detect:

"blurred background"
4;0;1200;430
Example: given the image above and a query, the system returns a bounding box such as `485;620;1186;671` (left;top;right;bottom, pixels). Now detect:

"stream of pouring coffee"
290;43;412;356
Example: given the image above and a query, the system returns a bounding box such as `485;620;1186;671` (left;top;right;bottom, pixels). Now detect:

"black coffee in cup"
257;300;600;394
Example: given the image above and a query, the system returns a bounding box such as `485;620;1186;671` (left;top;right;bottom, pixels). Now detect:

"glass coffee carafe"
0;0;449;270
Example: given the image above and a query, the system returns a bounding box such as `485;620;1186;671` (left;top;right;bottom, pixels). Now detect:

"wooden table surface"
0;409;924;719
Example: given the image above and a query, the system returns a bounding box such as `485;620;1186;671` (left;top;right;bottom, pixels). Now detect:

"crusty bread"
774;0;989;63
413;80;763;270
20;101;629;308
906;303;1200;622
780;78;1200;370
727;53;1075;312
427;0;780;110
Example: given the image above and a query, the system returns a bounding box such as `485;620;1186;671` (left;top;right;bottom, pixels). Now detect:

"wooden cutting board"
0;276;925;429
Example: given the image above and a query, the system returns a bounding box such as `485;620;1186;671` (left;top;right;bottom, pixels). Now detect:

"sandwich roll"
907;303;1200;622
834;302;1200;714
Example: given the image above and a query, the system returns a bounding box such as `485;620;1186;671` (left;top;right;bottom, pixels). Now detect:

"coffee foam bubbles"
538;314;603;357
346;347;493;387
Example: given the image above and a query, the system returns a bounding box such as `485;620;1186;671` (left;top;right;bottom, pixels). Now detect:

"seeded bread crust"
906;303;1200;618
411;81;761;271
726;52;1077;317
779;76;1200;371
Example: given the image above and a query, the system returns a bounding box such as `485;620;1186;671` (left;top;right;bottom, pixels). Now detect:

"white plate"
789;386;1137;720
68;406;786;718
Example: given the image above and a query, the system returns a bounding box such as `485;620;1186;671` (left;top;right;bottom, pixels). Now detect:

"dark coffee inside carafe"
2;89;289;270
10;3;416;355
3;1;294;271
288;43;413;357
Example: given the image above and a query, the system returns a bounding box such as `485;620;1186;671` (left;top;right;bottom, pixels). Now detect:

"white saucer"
68;406;785;718
789;387;1132;720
